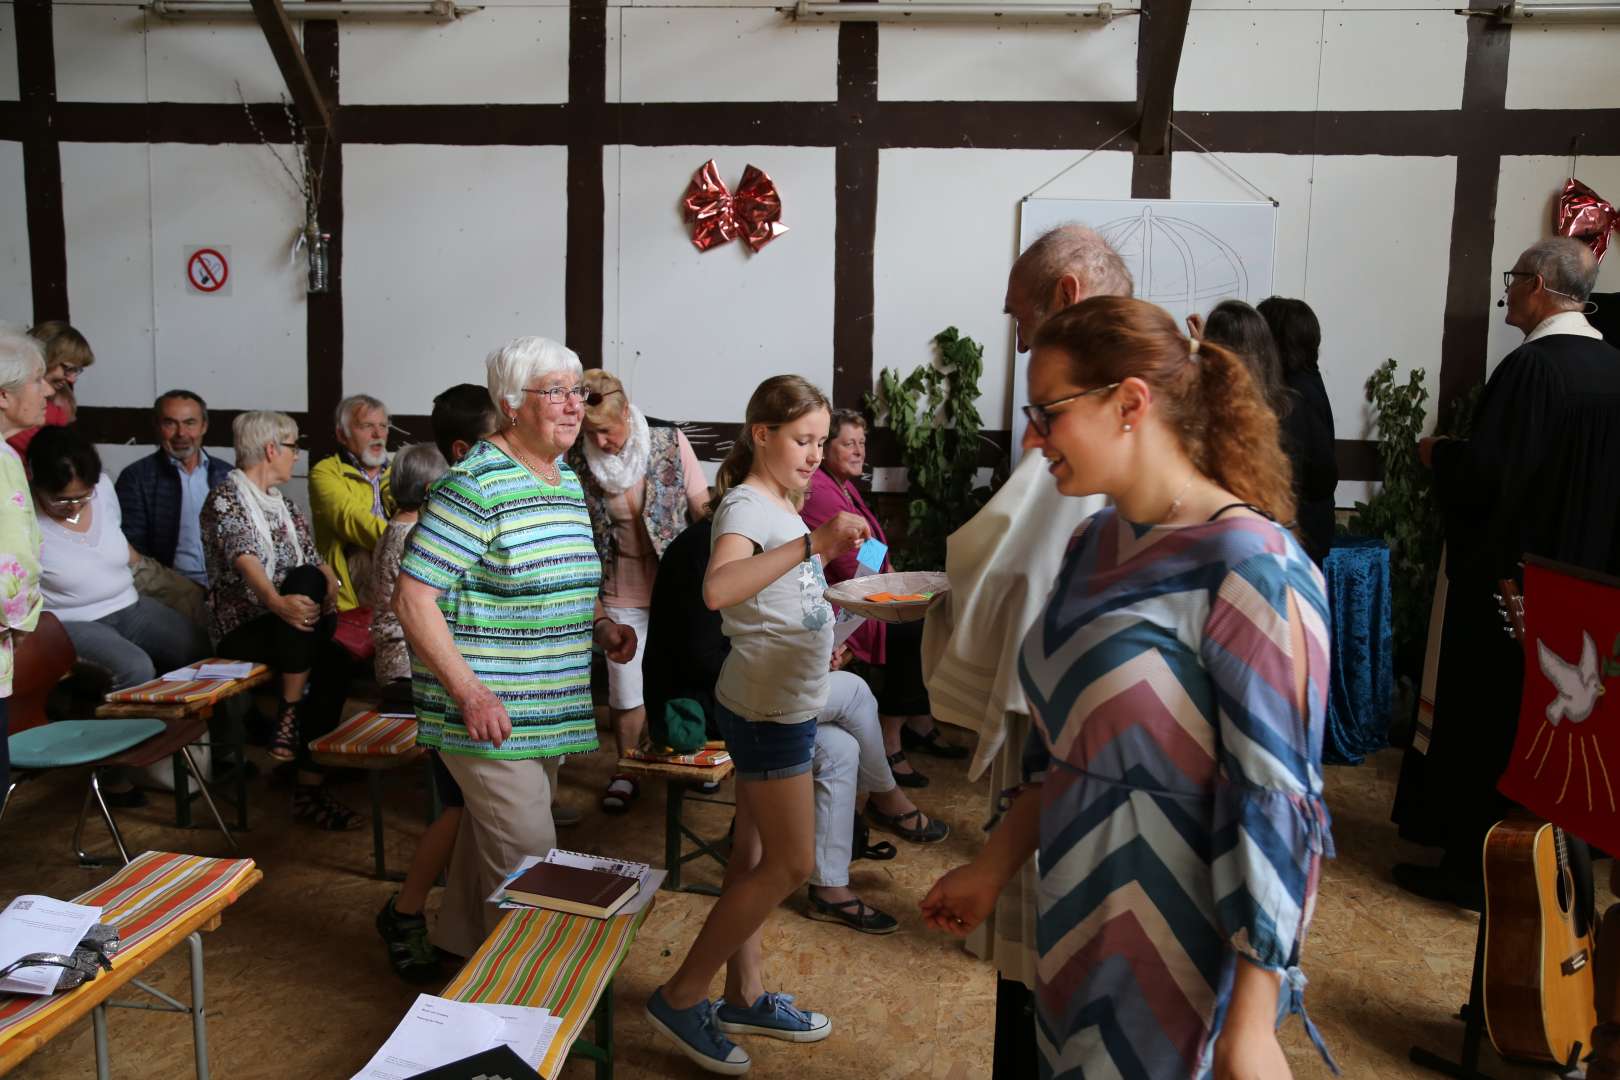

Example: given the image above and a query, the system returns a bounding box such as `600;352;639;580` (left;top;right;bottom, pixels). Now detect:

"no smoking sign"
184;246;231;296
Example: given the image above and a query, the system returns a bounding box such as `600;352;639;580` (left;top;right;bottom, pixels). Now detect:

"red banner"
1499;560;1620;853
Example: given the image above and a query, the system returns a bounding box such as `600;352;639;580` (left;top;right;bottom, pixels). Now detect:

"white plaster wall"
876;19;1137;102
603;144;836;422
341;9;569;105
608;8;837;103
1488;155;1620;374
873;149;1134;432
0;142;31;325
1302;155;1457;441
1177;12;1322;111
54;5;287;103
0;4;18;100
343;144;569;417
1506;25;1617;110
59;142;156;408
1169;152;1315;297
54;4;146;103
1317;12;1466;111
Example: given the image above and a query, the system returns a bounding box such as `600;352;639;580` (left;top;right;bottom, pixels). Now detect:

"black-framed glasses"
522;385;588;405
277;441;300;454
1502;270;1537;289
585;388;622;408
1022;383;1121;438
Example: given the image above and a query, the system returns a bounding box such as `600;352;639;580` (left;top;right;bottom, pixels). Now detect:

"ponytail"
714;374;831;510
1191;341;1297;526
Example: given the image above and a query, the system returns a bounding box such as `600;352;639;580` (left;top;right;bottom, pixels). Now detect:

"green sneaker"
376;894;439;984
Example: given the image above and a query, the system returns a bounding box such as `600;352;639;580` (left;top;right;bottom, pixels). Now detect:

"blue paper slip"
856;538;888;570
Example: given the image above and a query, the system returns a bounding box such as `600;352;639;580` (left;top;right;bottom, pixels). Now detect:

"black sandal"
886;750;929;789
852;817;897;862
901;723;970;760
293;784;364;831
806;890;898;935
867;804;950;844
268;700;300;762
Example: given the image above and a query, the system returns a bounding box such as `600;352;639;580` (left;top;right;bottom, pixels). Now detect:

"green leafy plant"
1349;360;1479;668
866;327;1008;571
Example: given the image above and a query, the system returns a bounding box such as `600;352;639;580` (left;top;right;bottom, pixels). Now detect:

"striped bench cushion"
308;711;418;757
103;660;270;705
442;903;651;1078
0;852;258;1046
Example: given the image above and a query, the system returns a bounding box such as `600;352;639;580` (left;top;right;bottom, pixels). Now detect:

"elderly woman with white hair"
395;336;638;957
201;410;359;830
0;331;51;800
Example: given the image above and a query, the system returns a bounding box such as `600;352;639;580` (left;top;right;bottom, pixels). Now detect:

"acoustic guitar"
1482;579;1599;1068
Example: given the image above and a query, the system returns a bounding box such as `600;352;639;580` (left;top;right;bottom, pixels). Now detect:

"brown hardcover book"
503;862;638;919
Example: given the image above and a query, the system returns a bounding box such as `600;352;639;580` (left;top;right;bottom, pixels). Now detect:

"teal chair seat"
10;719;166;768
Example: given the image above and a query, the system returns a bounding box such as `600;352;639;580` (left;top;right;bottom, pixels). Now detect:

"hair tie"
1188;338;1201;359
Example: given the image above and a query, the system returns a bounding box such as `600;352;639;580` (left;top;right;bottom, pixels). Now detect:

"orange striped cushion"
308;711;418;757
103;660;270;705
0;852;258;1046
442;903;652;1076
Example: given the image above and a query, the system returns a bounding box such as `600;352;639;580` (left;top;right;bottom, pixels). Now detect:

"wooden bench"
308;709;429;880
0;851;262;1080
439;899;654;1080
97;661;273;833
616;747;734;896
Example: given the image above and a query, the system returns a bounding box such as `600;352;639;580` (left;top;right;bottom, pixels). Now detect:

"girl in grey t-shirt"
646;376;867;1074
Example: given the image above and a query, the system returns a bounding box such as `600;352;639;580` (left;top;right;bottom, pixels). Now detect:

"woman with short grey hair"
370;442;448;696
201;410;359;830
0;331;51;801
395;336;638;956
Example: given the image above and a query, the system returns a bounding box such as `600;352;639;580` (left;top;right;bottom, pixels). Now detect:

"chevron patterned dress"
1019;508;1336;1079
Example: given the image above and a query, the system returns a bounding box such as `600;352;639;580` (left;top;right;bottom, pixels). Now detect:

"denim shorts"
714;703;817;781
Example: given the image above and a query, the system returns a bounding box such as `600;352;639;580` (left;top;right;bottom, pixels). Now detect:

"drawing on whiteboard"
1096;206;1250;311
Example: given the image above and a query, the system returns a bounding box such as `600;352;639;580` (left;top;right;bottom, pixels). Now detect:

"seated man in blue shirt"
115;389;233;620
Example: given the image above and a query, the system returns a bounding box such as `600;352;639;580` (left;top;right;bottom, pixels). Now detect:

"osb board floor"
0;734;1601;1079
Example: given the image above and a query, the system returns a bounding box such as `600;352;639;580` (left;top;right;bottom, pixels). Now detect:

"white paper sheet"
474;1002;563;1066
161;666;199;682
350;995;505;1080
195;661;254;680
0;896;104;995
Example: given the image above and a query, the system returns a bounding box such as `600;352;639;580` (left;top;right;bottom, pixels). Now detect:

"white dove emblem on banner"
1538;631;1607;725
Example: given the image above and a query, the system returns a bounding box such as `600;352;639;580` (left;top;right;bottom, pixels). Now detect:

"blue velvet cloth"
1323;536;1395;765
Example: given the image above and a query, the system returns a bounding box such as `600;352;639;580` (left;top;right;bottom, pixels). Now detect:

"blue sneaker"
715;991;832;1043
645;988;752;1075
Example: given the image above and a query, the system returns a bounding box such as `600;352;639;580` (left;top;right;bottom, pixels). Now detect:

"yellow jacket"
309;452;394;612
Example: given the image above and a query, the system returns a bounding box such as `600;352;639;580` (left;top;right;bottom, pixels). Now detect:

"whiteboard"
1012;198;1278;460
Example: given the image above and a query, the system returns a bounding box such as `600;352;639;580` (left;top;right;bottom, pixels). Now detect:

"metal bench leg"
664;780;684;892
594;979;614;1080
181;746;237;852
92;1002;111;1080
188;931;210;1080
172;750;194;829
368;771;395;880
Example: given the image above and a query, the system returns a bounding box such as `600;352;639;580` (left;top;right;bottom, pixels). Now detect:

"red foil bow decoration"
682;160;789;253
1555;177;1616;263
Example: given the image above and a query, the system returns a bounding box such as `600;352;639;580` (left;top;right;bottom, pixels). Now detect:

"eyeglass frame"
1502;270;1538;290
521;384;589;405
1022;382;1122;438
42;491;93;509
275;440;300;455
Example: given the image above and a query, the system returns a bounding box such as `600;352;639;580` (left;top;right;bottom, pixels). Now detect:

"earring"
509;414;518;428
1122;423;1133;433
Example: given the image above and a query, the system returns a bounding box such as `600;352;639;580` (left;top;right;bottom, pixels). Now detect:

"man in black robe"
1394;236;1620;908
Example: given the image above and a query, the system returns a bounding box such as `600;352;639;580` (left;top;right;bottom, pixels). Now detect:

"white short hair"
486;337;582;412
233;410;299;466
0;332;45;393
335;393;388;438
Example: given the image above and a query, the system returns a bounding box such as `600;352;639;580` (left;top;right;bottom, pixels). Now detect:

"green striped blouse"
400;441;602;760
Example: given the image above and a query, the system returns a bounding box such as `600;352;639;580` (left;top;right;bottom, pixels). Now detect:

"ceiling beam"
1135;0;1192;158
249;0;336;143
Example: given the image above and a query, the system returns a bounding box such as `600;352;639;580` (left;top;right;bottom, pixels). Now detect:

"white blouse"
39;474;139;622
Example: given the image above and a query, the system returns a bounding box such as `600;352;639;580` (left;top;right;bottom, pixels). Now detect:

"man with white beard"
310;393;395;613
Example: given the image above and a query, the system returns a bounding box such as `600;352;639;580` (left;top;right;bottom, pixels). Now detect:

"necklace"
503;437;560;485
63;510;83;526
1157;476;1196;525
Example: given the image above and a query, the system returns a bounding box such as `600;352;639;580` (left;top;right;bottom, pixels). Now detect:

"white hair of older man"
335;393;388;439
233;410;299;466
1520;236;1600;306
0;331;45;392
486;336;583;412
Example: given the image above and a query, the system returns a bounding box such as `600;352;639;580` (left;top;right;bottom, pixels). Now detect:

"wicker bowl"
824;571;949;624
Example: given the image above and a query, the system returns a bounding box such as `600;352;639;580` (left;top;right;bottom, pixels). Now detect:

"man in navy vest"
116;389;233;588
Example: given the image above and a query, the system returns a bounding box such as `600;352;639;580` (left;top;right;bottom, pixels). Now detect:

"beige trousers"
965;710;1039;989
433;752;557;958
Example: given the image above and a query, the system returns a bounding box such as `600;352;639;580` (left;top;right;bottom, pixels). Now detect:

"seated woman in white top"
28;426;209;690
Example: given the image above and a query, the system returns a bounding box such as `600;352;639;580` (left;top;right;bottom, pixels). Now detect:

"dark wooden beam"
1134;0;1193;159
248;0;335;143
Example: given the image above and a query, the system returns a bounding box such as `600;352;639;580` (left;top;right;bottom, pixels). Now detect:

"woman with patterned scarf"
569;370;710;813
